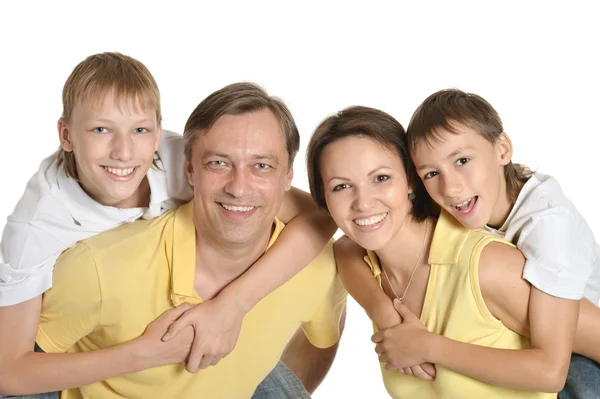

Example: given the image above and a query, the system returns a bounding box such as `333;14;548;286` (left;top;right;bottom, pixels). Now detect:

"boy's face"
58;91;161;208
411;122;512;229
185;109;293;249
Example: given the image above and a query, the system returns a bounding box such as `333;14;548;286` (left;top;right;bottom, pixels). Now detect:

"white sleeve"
520;210;596;300
0;221;66;306
157;130;193;203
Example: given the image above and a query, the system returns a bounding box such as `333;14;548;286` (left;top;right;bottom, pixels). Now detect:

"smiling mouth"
218;203;256;213
453;196;478;213
102;166;136;177
353;212;388;227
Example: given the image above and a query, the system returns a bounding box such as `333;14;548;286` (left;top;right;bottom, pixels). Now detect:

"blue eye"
93;127;108;133
256;163;271;170
333;183;350;192
134;127;149;133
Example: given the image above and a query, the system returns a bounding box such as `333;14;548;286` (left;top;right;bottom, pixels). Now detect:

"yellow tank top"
364;211;556;399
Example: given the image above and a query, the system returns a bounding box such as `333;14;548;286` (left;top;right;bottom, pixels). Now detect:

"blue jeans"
559;353;600;399
252;361;311;399
1;362;307;399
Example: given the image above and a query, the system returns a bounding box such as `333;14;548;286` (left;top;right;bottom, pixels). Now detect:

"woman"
306;105;561;398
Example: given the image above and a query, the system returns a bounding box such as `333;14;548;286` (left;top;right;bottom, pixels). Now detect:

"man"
36;82;347;398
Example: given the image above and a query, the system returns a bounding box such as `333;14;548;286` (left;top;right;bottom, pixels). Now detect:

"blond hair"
58;52;161;179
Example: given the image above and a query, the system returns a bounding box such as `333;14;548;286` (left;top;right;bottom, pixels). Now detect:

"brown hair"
306;106;433;221
406;88;531;202
183;82;300;169
58;52;161;179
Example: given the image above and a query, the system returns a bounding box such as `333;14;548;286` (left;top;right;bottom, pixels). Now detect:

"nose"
224;166;253;198
441;171;463;198
110;132;134;162
352;186;376;211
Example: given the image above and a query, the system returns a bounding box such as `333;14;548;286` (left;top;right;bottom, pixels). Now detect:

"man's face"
186;108;293;248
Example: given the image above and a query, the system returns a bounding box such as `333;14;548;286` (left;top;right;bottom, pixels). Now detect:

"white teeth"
104;166;135;176
220;203;256;212
454;197;475;213
354;213;388;227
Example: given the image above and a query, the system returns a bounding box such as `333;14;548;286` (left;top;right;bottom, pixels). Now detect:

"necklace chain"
382;219;429;304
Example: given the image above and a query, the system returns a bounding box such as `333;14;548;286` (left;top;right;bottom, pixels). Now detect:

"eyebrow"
202;151;280;165
416;148;468;171
90;118;155;125
326;166;392;183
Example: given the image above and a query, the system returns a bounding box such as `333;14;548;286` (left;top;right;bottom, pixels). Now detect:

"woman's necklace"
382;219;429;304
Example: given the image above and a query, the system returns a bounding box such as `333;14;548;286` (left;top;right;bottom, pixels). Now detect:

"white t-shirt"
485;172;600;303
0;130;192;306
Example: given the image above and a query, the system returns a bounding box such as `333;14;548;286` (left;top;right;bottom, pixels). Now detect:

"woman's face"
320;136;412;251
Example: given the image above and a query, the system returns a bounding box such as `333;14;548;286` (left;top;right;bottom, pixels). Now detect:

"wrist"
127;337;156;372
217;284;253;315
424;332;443;364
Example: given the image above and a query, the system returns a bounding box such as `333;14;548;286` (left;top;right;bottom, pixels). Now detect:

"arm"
0;247;194;395
375;242;577;392
335;236;436;380
281;306;346;393
163;186;338;372
334;236;400;329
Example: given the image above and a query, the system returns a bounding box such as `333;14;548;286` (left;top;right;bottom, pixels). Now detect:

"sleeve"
36;243;102;353
520;210;596;300
0;221;66;306
157;130;193;203
300;271;348;349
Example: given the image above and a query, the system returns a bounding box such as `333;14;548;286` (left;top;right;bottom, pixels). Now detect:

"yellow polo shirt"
365;211;556;399
37;201;347;399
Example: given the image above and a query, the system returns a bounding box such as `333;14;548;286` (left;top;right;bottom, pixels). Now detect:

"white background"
1;1;598;398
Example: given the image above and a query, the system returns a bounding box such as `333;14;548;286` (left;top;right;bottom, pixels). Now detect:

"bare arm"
163;186;339;372
281;306;346;393
376;242;577;392
0;296;193;395
334;236;400;329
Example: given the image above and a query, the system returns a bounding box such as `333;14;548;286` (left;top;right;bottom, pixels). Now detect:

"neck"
375;217;435;280
193;223;274;300
117;176;151;208
488;174;522;229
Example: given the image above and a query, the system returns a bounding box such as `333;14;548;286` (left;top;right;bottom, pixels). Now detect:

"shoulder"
81;209;175;253
477;240;527;302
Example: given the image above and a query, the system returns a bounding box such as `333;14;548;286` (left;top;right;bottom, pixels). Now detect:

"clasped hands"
138;296;245;373
371;298;437;380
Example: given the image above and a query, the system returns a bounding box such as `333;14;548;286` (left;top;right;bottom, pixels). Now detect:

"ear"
185;159;194;186
57;119;74;152
284;168;294;192
154;124;163;152
495;132;513;166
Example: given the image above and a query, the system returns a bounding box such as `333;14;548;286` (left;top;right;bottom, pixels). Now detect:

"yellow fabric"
37;201;346;399
364;211;556;399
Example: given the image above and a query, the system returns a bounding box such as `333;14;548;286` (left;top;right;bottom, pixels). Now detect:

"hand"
136;303;195;368
162;296;246;373
372;299;436;379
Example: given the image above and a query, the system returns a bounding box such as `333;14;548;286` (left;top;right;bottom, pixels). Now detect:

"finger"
393;299;418;322
411;366;434;381
378;353;389;363
162;312;193;341
402;367;413;376
374;343;385;355
210;355;223;366
384;362;398;371
198;355;214;370
421;362;436;378
185;336;204;373
371;331;383;343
